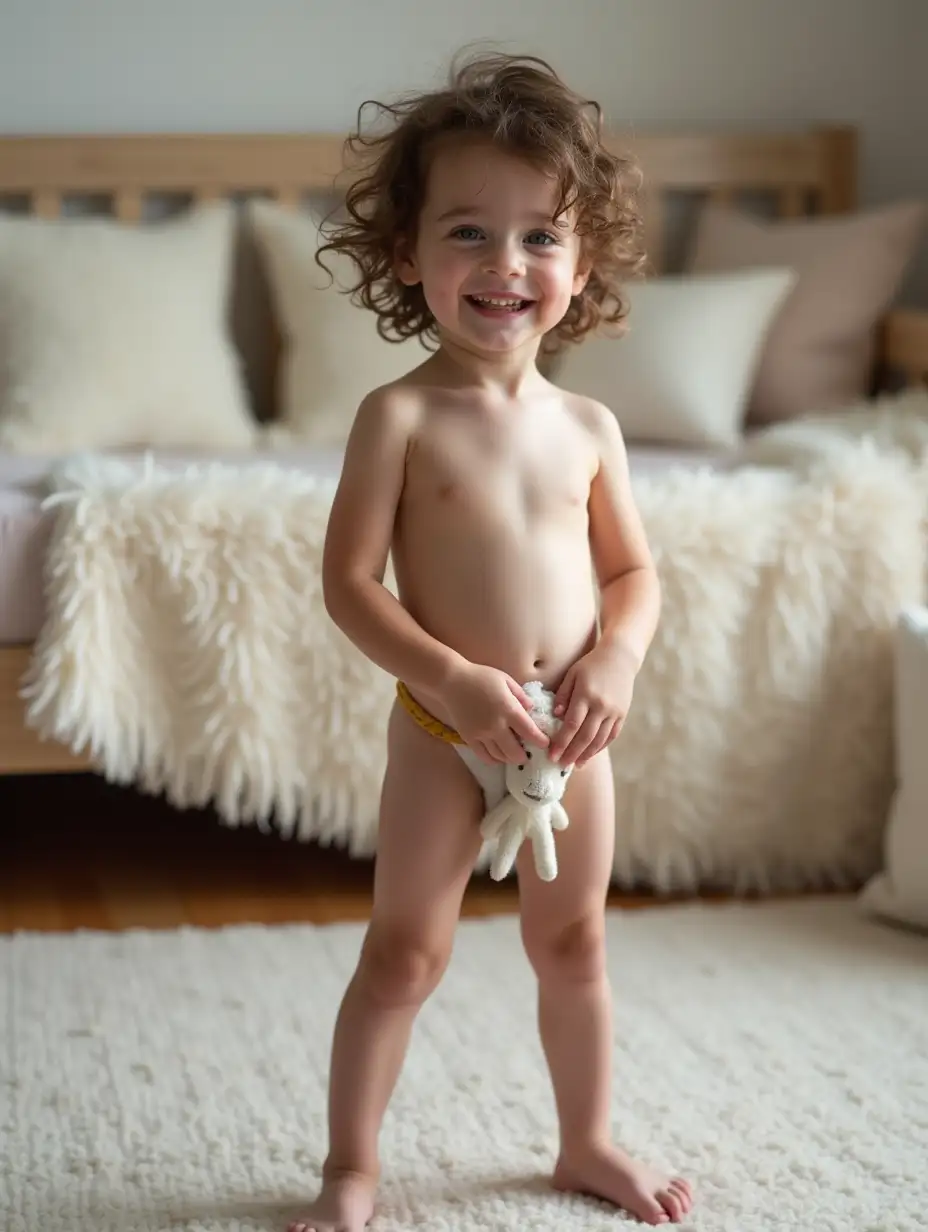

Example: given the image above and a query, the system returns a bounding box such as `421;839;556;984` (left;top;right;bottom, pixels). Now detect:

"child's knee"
359;923;452;1007
522;912;606;986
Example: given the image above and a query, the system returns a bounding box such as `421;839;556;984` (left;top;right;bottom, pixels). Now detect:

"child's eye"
450;226;483;241
525;231;557;246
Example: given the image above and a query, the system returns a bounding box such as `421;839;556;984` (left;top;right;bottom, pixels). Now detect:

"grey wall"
2;0;925;300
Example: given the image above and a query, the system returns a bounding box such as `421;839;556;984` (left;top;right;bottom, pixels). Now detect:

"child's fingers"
553;669;575;717
509;701;549;748
549;698;588;761
497;727;528;764
472;738;500;766
508;678;539;713
553;708;601;765
577;718;620;765
486;738;512;764
502;694;547;749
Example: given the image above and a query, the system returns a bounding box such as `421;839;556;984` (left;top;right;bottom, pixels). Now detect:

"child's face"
396;139;589;357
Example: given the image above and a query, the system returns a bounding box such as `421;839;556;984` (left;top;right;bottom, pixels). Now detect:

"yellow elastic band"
395;681;464;744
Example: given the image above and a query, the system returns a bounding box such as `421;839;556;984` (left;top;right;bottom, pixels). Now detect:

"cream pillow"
0;203;257;453
687;201;926;426
554;269;796;449
248;200;428;447
860;606;928;933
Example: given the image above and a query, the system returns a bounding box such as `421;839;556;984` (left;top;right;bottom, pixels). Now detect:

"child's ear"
571;259;591;297
394;236;421;286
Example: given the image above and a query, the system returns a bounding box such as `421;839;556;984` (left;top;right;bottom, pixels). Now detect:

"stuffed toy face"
505;744;573;808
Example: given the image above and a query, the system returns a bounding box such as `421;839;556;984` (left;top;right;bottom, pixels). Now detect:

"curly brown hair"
316;50;646;354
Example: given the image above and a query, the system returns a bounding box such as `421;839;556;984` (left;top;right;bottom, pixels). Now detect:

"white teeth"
471;295;526;307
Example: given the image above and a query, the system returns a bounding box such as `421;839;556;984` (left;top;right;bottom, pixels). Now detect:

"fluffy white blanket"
21;391;928;892
734;385;928;471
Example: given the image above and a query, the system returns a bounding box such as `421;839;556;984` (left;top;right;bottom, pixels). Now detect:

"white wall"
2;0;925;299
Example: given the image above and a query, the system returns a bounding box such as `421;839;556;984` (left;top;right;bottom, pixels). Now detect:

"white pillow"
554;268;796;449
860;607;928;932
248;200;428;447
0;203;257;453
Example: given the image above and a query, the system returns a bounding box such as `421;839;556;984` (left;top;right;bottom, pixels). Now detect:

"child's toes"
670;1177;693;1212
636;1190;671;1225
657;1188;685;1222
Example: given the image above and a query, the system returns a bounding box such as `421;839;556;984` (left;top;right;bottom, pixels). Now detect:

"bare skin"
289;706;486;1232
289;140;693;1230
291;710;691;1232
522;754;692;1226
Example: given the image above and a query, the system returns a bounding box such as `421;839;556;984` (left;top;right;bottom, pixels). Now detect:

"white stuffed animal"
479;680;574;882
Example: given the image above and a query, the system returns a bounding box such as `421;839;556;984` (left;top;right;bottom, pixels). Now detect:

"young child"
291;52;693;1231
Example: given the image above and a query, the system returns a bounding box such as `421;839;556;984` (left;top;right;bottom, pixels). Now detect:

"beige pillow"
248;201;428;446
554;268;796;449
687;201;925;425
0;203;257;453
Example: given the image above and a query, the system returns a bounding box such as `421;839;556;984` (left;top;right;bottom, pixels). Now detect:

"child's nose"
483;239;526;278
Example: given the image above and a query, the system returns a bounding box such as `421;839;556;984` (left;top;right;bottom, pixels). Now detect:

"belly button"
533;657;543;669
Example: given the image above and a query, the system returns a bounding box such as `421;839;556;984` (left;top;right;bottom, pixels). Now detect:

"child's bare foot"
554;1143;693;1225
287;1170;376;1232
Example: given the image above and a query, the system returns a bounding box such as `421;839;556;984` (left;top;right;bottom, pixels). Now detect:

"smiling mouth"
465;294;535;316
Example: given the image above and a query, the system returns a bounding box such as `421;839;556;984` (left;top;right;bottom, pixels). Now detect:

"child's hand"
549;642;638;767
441;663;550;765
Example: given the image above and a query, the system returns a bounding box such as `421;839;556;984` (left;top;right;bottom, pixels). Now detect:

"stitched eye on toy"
525;751;532;760
518;764;524;771
560;769;567;776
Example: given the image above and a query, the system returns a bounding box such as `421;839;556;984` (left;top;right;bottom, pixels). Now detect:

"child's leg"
290;702;486;1232
517;753;693;1227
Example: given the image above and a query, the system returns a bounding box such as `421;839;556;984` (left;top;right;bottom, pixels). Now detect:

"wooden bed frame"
1;124;927;776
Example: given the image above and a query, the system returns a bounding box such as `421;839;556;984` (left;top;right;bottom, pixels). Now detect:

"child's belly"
393;513;599;721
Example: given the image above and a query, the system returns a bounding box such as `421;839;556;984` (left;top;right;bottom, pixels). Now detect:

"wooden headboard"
0;124;857;237
0;124;924;385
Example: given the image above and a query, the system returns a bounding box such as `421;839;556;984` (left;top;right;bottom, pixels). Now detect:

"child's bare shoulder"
556;386;627;454
349;372;431;446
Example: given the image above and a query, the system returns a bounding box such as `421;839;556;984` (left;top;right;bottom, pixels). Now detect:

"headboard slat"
708;187;735;207
113;190;143;222
273;189;301;208
813;126;857;213
31;190;61;219
778;186;806;218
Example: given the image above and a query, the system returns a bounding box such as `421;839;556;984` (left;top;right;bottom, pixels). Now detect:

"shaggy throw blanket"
21;394;928;892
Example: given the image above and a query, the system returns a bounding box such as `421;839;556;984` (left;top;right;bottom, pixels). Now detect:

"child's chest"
402;410;597;524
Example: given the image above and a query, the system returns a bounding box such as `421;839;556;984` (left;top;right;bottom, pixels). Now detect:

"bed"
1;124;927;784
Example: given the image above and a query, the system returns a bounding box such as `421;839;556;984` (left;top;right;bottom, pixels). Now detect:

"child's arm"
586;404;661;668
322;385;547;761
322;386;461;698
550;401;660;765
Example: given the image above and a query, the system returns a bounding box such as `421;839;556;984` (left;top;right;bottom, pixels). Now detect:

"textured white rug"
3;899;927;1232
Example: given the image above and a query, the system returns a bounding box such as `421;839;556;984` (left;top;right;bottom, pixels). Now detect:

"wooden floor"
0;772;826;934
